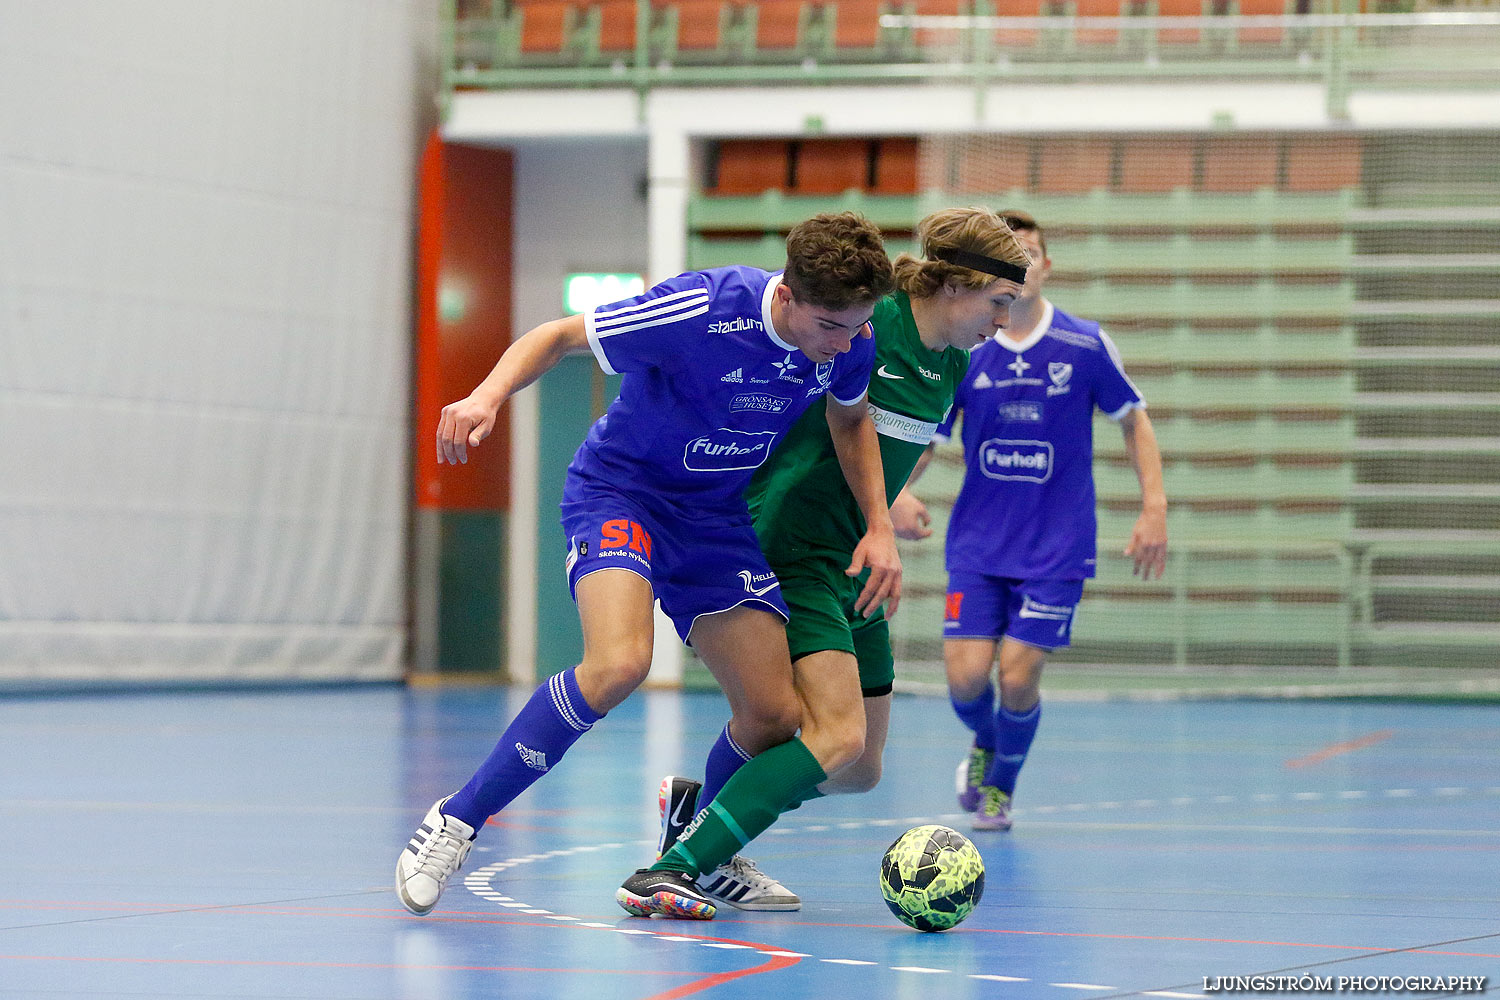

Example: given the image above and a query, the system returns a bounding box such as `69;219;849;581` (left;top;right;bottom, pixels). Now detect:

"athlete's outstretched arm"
890;442;938;539
825;398;902;618
437;314;590;465
1120;408;1168;579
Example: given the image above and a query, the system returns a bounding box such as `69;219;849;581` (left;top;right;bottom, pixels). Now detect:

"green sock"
783;785;826;813
653;737;827;877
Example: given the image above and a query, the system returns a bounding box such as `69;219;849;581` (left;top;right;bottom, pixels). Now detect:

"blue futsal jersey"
934;302;1144;580
569;266;874;512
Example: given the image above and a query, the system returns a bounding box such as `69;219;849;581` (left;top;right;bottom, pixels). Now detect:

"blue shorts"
943;573;1085;650
560;480;790;645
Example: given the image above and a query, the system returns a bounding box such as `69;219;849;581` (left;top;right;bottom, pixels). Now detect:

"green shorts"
775;556;895;697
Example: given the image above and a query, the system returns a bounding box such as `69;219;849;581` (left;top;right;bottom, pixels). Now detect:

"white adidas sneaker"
395;795;476;915
699;855;800;911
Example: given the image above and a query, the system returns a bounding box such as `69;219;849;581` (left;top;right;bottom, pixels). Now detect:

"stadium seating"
676;129;1499;671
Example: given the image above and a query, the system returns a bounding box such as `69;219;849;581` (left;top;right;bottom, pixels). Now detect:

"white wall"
501;136;650;680
0;0;433;685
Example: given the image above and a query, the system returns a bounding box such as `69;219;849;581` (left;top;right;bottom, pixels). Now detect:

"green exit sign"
565;272;645;315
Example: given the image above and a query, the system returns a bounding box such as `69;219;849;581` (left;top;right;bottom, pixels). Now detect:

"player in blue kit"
396;213;899;916
895;210;1168;832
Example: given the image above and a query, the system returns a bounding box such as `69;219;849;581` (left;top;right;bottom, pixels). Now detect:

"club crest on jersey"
1047;362;1073;396
683;428;778;472
978;438;1054;483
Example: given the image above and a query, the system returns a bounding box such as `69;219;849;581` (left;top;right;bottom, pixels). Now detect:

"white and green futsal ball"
879;824;986;932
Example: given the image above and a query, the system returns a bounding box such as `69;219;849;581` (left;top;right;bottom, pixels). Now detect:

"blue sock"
443;667;602;830
697;722;753;810
986;700;1040;796
950;684;998;752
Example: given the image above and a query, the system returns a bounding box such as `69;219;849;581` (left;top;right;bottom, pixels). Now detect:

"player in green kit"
618;208;1034;918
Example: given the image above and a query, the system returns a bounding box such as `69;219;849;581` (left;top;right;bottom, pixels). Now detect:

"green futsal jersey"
748;291;969;566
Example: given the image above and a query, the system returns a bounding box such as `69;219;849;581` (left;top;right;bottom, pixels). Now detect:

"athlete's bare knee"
577;643;653;708
734;696;801;752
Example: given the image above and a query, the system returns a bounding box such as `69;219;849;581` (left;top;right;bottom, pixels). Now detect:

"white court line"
456;783;1487;990
1052;983;1115;991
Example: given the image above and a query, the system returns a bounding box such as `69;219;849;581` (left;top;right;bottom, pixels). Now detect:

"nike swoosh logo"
876;365;903;380
670;794;697;829
737;570;780;596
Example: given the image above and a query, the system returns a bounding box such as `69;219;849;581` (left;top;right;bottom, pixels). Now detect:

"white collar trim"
761;274;798;352
995;300;1053;354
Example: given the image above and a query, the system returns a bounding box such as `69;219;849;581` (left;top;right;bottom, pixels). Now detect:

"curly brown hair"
783;211;896;310
892;207;1033;299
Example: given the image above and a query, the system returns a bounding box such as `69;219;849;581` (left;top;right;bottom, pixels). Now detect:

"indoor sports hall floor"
2;685;1496;999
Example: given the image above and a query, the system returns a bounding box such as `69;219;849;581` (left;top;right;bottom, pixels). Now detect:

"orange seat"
872;138;921;195
1237;0;1284;45
914;0;966;48
755;0;807;49
1038;137;1113;193
597;0;639;53
665;0;726;50
954;137;1033;193
1155;0;1201;45
990;0;1043;48
794;139;870;194
1074;0;1120;46
1284;135;1361;192
517;1;574;53
713;140;793;194
1119;137;1194;193
1202;136;1278;192
829;0;884;48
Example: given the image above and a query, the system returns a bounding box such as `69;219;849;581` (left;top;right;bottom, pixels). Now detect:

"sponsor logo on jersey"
868;404;940;444
737;569;780;596
720;367;744;383
998;401;1043;423
683;428;778;471
707;316;764;335
877;364;904;380
773;353;803;383
918;364;941;381
1007;355;1031;379
1047;361;1073;396
730;392;790;414
972;371;993;390
600;519;652;560
1017;595;1074;621
978;438;1054;483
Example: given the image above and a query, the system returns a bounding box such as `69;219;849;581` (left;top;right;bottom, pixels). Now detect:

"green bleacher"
684;132;1500;672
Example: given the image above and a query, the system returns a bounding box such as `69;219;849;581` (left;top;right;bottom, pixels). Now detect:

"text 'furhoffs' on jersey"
935;301;1144;580
569;266;875;510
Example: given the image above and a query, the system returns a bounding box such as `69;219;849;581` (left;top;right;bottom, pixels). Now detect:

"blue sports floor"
1;685;1496;999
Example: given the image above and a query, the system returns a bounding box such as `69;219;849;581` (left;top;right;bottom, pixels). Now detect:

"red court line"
1285;729;1395;769
636;933;802;1000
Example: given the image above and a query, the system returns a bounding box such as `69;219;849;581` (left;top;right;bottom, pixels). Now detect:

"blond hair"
892;207;1033;299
